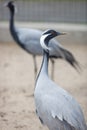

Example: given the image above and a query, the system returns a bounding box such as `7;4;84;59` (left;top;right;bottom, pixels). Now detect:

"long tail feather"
60;47;81;72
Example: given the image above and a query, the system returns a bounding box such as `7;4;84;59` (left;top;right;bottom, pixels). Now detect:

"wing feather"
15;28;43;54
41;81;86;130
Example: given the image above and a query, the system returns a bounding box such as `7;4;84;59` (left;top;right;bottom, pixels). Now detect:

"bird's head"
4;1;16;14
42;29;66;40
40;29;66;52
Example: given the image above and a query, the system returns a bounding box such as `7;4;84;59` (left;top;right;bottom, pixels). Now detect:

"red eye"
51;31;55;35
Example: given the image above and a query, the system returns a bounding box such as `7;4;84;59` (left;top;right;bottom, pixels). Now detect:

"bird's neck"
41;51;49;75
36;51;49;83
9;11;20;45
9;11;15;34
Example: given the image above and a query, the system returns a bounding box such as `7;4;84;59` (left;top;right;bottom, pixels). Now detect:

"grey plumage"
34;29;87;130
5;1;80;79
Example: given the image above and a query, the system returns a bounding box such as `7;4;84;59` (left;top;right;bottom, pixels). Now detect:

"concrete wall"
0;22;87;44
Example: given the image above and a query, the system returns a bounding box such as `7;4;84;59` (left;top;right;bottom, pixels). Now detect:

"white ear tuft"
40;34;51;52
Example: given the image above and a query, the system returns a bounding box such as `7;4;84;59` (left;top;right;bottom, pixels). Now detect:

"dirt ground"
0;42;87;130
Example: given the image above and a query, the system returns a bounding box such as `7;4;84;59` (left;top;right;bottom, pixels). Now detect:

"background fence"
0;0;87;23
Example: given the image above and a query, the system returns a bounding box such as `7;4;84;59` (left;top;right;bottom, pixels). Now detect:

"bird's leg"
50;59;55;80
29;55;37;97
33;55;37;79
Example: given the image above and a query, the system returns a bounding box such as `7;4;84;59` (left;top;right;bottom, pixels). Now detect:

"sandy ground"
0;42;87;130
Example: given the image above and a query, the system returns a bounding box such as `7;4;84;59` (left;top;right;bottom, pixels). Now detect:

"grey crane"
5;1;79;79
34;29;87;130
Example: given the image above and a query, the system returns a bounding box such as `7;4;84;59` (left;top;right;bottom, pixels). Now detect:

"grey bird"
34;29;87;130
5;1;79;79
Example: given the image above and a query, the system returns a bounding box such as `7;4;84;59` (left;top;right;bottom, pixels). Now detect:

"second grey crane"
34;29;87;130
5;1;79;79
